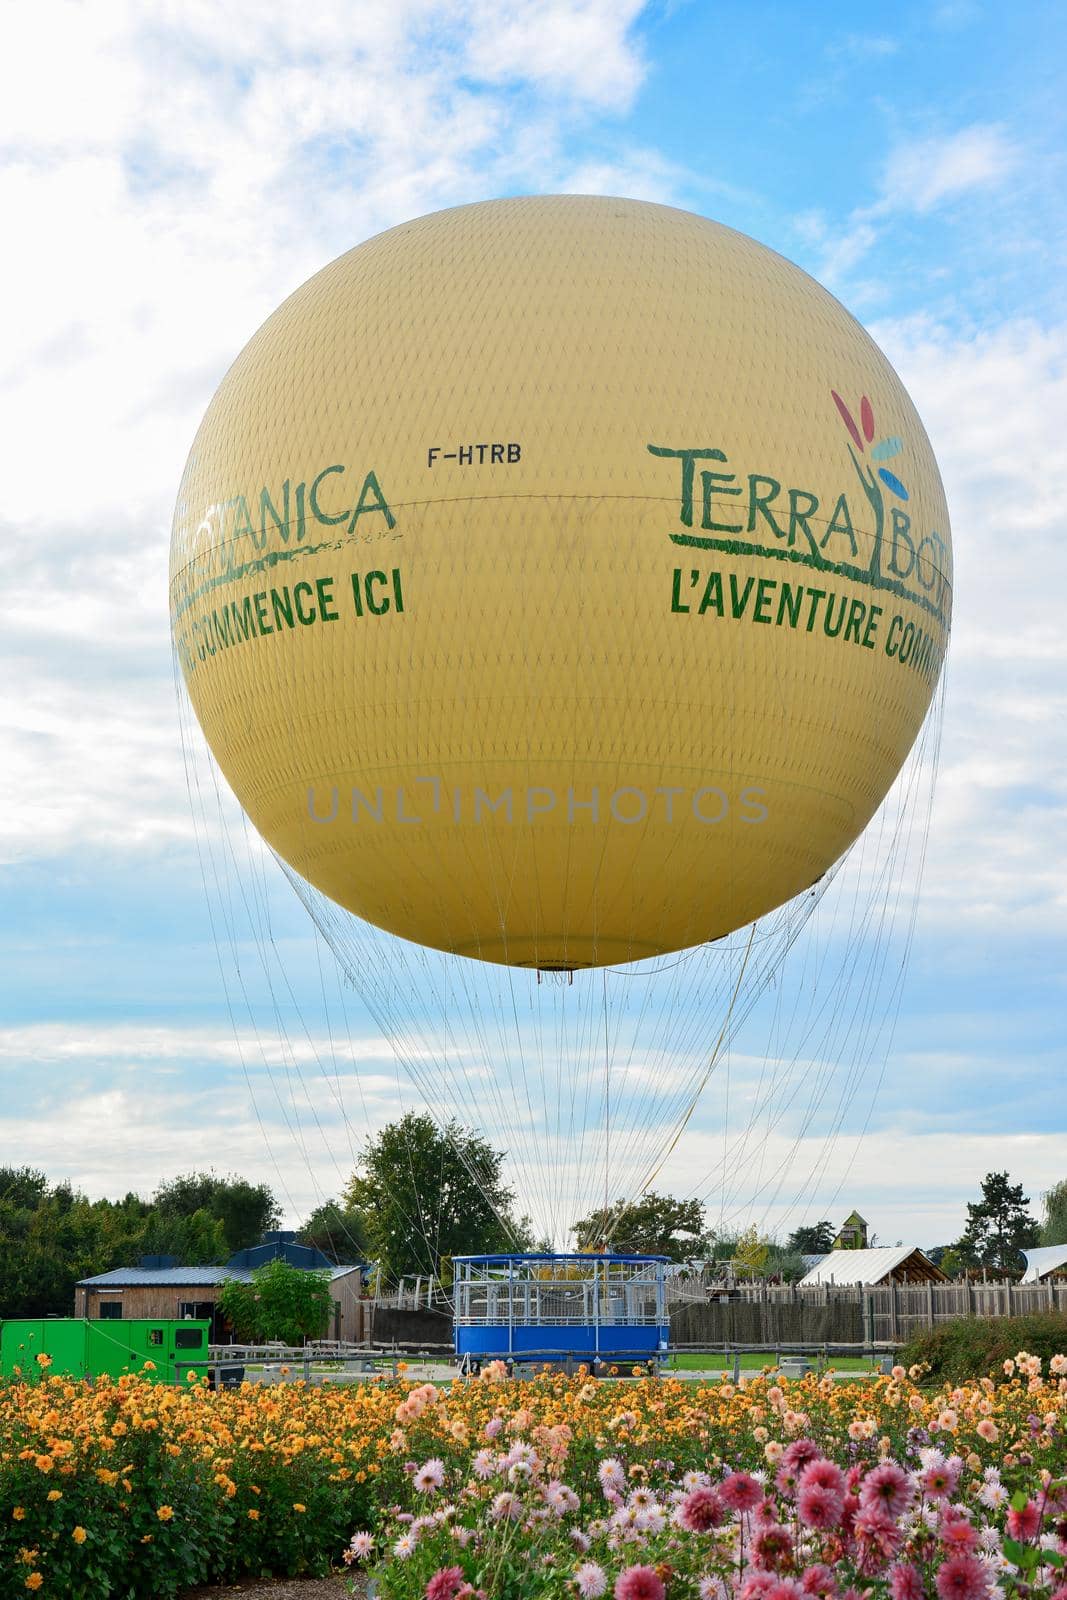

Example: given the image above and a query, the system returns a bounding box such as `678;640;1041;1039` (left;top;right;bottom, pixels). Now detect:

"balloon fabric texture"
170;196;952;970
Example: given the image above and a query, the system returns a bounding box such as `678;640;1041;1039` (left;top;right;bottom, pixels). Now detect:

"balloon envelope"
170;196;951;968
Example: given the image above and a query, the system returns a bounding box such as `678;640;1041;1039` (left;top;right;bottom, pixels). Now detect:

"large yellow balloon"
170;196;951;969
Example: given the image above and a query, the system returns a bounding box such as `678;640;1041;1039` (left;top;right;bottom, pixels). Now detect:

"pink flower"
775;1464;802;1501
889;1564;925;1600
545;1479;579;1515
754;1494;781;1526
425;1568;466;1600
413;1458;446;1494
940;1518;977;1554
740;1575;779;1600
614;1567;666;1600
678;1486;725;1532
860;1462;913;1520
798;1484;844;1530
752;1524;794;1571
920;1457;961;1501
484;1416;503;1438
782;1440;822;1474
800;1565;838;1598
489;1491;520;1521
720;1472;764;1512
921;1466;953;1501
1007;1500;1041;1541
574;1562;608;1598
598;1458;627;1496
854;1508;904;1573
765;1584;806;1600
934;1554;988;1600
799;1459;846;1499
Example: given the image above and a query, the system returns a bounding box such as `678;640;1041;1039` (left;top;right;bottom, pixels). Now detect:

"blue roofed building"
74;1232;369;1341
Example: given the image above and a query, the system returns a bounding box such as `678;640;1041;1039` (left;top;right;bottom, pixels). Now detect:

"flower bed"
346;1355;1067;1599
0;1353;1063;1597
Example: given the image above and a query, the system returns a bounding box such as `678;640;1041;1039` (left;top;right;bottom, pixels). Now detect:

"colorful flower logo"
830;389;909;502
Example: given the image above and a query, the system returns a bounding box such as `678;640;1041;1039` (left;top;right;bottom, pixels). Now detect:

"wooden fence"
666;1276;1067;1346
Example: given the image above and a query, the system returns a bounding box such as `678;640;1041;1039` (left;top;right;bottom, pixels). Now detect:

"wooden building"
75;1234;368;1342
833;1210;870;1251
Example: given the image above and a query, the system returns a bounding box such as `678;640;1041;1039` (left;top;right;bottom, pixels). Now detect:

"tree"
937;1246;966;1278
299;1200;371;1264
1040;1179;1067;1247
763;1243;808;1283
952;1171;1039;1273
152;1172;280;1254
0;1167;50;1210
572;1191;712;1260
732;1225;770;1277
344;1114;527;1283
217;1258;333;1344
786;1221;836;1256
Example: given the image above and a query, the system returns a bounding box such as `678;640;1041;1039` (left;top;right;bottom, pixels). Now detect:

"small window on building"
174;1328;203;1349
97;1301;123;1319
178;1300;215;1322
148;1329;163;1346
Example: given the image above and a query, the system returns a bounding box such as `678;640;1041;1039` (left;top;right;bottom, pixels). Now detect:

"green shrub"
899;1311;1067;1386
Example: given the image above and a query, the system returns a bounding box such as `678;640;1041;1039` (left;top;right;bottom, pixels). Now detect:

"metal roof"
798;1245;942;1286
1021;1244;1067;1283
78;1263;361;1288
453;1252;668;1265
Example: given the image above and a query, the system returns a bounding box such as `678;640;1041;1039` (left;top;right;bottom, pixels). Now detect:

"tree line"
0;1168;280;1318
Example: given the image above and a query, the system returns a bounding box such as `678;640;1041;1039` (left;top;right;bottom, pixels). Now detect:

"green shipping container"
0;1319;212;1385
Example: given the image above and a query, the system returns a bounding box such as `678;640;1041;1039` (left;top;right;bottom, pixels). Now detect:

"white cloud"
0;1019;414;1220
0;0;656;868
0;1019;394;1069
880;124;1020;214
802;122;1023;290
870;315;1067;928
828;34;899;61
670;1123;1064;1248
465;0;647;108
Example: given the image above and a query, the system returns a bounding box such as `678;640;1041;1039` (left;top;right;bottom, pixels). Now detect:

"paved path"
183;1575;359;1598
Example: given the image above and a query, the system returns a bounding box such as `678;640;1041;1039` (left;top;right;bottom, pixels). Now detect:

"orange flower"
293;1502;307;1513
25;1577;43;1592
12;1507;25;1521
72;1527;87;1544
156;1505;174;1522
46;1490;62;1503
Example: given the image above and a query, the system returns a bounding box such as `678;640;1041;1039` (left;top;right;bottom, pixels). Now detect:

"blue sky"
1;0;1064;1249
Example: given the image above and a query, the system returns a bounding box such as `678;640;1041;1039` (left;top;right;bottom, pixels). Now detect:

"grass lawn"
667;1351;880;1372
